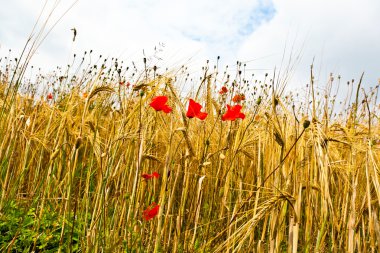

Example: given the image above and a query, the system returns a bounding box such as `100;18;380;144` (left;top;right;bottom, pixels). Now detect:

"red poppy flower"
142;172;160;180
149;96;172;113
222;104;245;121
143;202;160;221
186;99;208;120
219;86;228;95
232;94;245;103
47;93;53;100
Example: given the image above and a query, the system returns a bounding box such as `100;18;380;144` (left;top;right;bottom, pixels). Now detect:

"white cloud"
1;0;275;67
1;0;379;90
238;0;380;88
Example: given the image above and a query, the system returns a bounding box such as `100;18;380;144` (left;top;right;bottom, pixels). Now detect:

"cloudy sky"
1;0;379;89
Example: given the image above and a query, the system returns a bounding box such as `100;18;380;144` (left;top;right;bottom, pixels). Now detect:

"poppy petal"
219;86;228;94
152;172;160;178
150;96;171;113
143;203;160;221
142;172;160;180
162;105;172;113
142;173;153;179
197;112;208;120
222;104;245;121
186;99;208;120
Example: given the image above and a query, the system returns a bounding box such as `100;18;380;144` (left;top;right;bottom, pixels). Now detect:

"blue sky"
1;0;379;89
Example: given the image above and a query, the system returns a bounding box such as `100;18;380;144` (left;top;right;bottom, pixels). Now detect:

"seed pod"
256;96;262;105
75;137;82;149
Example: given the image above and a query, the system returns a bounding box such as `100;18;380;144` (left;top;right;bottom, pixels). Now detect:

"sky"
1;0;379;90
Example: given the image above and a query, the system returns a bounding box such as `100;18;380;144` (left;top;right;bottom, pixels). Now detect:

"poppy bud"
303;120;310;129
256;96;262;105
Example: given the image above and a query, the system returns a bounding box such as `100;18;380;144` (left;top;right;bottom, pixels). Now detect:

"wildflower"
119;81;125;85
143;202;160;221
232;94;245;103
222;104;245;121
142;172;160;180
82;92;88;99
186;99;208;120
219;86;228;95
149;96;172;113
47;93;53;100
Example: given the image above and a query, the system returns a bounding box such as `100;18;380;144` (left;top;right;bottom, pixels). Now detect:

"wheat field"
1;50;380;252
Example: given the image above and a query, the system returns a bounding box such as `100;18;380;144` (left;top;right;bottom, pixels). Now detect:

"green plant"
0;201;82;252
